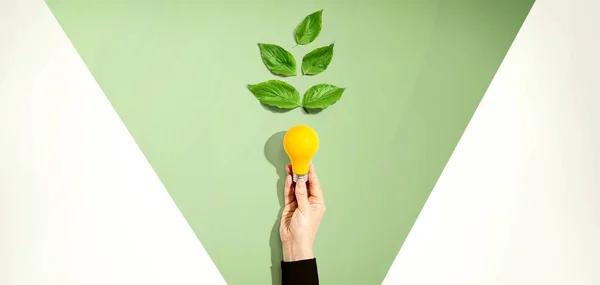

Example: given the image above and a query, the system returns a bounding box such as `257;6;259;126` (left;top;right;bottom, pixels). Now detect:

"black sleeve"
281;258;319;285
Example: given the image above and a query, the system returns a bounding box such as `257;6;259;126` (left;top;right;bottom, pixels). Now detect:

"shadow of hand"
264;131;289;285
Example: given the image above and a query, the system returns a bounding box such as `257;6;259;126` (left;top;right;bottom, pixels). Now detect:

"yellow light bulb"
283;124;319;182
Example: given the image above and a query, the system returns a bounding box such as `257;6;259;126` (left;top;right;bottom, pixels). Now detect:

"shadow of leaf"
302;107;324;115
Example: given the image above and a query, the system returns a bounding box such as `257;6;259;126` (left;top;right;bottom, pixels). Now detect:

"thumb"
294;179;310;214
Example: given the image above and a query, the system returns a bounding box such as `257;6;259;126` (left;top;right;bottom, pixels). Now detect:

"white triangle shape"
0;1;226;284
383;0;600;284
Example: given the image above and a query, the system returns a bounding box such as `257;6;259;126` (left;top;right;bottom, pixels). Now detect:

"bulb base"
293;173;308;182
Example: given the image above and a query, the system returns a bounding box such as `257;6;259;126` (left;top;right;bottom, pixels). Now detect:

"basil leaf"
258;43;297;77
295;10;323;45
302;44;334;75
302;83;345;109
248;80;301;109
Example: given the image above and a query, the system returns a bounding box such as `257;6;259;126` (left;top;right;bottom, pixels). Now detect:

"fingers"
294;179;310;214
284;166;294;206
286;164;292;175
307;164;321;186
307;164;324;201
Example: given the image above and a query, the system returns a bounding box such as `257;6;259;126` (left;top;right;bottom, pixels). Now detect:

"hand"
280;163;326;262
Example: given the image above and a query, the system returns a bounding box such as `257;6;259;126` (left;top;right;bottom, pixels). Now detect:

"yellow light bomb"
283;124;319;182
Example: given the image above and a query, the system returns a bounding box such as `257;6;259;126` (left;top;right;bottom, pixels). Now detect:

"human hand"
280;163;326;262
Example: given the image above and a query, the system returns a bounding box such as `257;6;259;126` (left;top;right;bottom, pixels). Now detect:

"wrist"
282;241;314;262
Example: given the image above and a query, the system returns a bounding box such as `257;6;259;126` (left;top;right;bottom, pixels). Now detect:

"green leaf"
302;44;334;75
258;43;297;77
248;80;301;109
295;10;323;45
302;83;345;109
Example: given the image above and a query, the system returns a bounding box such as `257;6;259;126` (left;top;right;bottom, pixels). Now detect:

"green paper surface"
46;0;534;284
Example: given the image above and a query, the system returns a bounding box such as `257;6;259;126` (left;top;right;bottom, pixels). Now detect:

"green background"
46;0;534;284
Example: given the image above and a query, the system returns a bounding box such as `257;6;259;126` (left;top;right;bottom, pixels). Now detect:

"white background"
1;0;599;284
